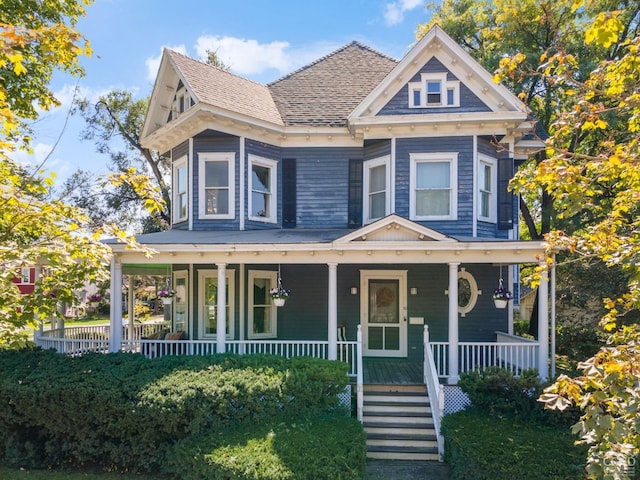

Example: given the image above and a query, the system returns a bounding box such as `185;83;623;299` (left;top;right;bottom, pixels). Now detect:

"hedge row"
0;349;352;476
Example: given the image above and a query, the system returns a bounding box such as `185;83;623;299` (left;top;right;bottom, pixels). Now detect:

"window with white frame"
408;73;460;108
20;268;31;284
248;270;277;339
198;269;235;339
173;271;188;334
363;155;390;224
410;153;458;220
172;83;192;120
198;152;235;219
248;155;277;223
478;154;497;223
173;156;188;223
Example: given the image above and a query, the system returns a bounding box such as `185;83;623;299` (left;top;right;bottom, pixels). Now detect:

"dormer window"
408;73;459;108
171;81;192;120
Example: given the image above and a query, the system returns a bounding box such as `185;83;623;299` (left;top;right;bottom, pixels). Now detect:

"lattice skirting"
443;385;471;415
338;384;352;410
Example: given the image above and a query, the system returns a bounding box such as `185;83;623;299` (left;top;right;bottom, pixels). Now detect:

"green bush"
167;415;366;480
0;349;349;473
457;367;544;419
442;409;587;480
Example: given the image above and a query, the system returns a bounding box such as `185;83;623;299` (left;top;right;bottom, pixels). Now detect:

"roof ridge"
267;41;397;86
166;48;268;89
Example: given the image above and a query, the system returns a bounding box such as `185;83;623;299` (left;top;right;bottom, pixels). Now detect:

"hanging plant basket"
273;297;286;307
162;297;173;305
494;298;508;309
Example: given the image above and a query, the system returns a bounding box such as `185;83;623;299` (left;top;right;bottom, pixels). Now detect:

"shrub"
457;367;544;419
0;349;350;473
442;409;587;480
167;415;366;480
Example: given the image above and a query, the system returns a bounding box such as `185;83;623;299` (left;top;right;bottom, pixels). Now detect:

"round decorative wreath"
376;287;395;308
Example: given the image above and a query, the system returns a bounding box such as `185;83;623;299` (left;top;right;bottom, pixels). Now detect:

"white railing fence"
35;326;359;378
423;326;444;460
429;335;540;378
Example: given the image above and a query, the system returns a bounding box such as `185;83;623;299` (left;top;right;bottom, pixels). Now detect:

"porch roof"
106;222;546;265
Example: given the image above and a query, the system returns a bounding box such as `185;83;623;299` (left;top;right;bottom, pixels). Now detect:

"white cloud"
384;0;423;26
194;36;292;76
145;44;188;82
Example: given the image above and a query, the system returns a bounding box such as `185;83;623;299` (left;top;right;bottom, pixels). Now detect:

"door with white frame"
198;269;235;339
361;270;407;357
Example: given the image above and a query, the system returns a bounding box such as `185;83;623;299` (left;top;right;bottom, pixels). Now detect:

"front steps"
363;384;439;461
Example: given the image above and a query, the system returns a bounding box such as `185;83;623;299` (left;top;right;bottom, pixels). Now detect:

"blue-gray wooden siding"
187;263;508;363
171;141;190;230
378;57;492;117
180;130;513;238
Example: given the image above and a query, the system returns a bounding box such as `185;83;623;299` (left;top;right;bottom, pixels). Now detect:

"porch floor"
363;357;423;385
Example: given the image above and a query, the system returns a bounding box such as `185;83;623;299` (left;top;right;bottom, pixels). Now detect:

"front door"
361;270;407;357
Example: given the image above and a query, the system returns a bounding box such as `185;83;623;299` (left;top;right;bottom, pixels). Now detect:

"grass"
0;467;163;479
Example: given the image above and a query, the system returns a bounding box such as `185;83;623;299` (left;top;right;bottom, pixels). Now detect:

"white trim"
198;269;235;340
457;268;480;317
248;270;278;339
478;153;498;224
173;270;188;334
472;136;478;237
248;154;278;223
188;139;193;230
361;269;408;357
363;155;391;224
239;137;245;230
390;139;396;213
198;152;235;220
408;72;460;108
173;155;188;224
409;152;458;221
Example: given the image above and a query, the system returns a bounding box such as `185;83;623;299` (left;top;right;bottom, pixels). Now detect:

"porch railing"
429;334;540;378
35;326;359;378
423;326;444;460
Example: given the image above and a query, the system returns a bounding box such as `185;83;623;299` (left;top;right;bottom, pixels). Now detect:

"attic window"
408;73;459;108
172;85;192;120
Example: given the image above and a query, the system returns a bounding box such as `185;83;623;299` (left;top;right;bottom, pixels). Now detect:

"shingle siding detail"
378;57;491;116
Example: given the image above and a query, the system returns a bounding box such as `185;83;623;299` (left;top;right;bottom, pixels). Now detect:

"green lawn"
0;467;162;479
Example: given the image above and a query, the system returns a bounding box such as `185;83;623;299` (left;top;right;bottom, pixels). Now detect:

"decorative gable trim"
349;25;528;121
335;214;456;243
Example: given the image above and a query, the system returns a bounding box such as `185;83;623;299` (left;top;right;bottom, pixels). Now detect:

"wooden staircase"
363;384;439;461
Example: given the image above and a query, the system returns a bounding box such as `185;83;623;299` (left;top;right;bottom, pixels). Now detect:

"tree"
73;90;169;233
506;3;640;477
0;1;145;348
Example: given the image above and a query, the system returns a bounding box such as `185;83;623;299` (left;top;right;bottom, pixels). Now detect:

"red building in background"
11;267;35;294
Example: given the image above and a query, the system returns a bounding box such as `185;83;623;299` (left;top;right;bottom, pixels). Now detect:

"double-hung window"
408;73;459;108
198;269;235;339
248;155;277;223
363;155;390;224
198;152;235;219
410;153;458;220
173;156;188;223
248;270;277;339
478;154;497;223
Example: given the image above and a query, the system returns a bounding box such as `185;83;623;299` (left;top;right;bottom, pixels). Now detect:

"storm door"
361;270;407;357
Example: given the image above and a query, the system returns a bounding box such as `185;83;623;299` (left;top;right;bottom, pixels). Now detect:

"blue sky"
22;0;433;182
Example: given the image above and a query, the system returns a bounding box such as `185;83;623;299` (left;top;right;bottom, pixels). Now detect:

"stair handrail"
423;325;445;460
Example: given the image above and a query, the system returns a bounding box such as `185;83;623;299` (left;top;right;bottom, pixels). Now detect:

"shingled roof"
167;50;284;126
268;42;398;127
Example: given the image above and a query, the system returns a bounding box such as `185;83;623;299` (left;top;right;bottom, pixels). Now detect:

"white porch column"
538;262;550;380
550;256;557;378
448;262;459;384
128;275;135;341
216;263;227;354
328;263;338;361
109;256;123;353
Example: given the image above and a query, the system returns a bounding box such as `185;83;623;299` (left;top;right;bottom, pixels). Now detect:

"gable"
335;215;456;243
378;57;492;116
351;26;527;119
